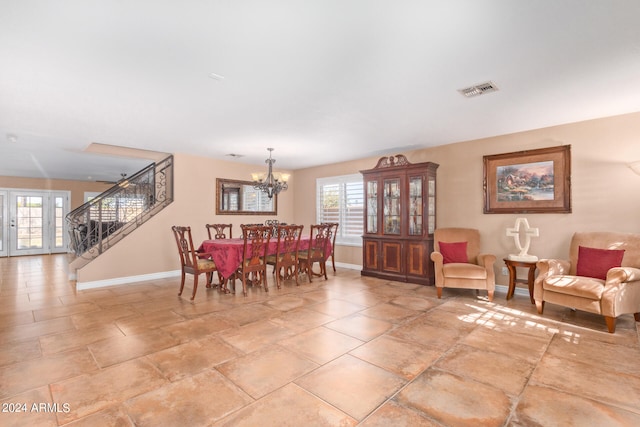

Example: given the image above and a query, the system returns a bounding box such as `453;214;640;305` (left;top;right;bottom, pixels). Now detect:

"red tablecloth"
198;237;331;279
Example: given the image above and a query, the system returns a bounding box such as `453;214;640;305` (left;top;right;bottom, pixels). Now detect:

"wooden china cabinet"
360;155;438;285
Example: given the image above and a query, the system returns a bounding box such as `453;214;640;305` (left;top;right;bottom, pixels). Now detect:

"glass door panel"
366;180;378;233
428;178;436;234
408;176;423;235
54;195;65;250
383;178;401;234
12;193;45;255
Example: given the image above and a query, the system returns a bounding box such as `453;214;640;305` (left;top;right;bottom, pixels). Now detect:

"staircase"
66;155;174;269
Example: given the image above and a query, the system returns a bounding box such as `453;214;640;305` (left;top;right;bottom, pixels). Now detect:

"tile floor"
1;254;640;426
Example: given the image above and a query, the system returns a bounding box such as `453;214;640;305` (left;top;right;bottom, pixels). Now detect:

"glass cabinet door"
428;177;436;234
383;178;401;234
408;176;422;235
366;180;378;233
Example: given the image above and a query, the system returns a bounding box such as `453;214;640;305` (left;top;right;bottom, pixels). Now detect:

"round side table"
503;258;537;304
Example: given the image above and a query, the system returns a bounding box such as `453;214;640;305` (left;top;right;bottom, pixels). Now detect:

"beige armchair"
431;228;497;301
534;231;640;333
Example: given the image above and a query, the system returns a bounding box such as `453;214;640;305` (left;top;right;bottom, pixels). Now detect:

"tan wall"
66;111;640;286
293;111;640;285
76;152;294;283
0;176;110;209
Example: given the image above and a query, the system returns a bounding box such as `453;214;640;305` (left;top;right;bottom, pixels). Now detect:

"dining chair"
298;224;330;282
264;219;280;229
237;225;272;296
171;226;217;300
266;224;304;288
204;223;233;286
205;223;233;240
265;219;287;237
322;222;339;272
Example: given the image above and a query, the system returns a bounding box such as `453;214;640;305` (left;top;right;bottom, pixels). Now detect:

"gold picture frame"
483;145;571;214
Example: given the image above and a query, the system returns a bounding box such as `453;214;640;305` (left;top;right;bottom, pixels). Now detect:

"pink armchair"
431;228;496;301
534;231;640;333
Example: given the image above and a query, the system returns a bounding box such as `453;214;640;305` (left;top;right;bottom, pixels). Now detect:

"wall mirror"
216;178;277;215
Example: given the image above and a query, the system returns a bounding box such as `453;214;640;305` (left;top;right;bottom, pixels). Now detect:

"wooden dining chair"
206;223;233;240
322;222;339;272
171;226;217;300
237;225;272;296
204;223;232;286
265;219;288;237
266;224;304;288
298;224;330;282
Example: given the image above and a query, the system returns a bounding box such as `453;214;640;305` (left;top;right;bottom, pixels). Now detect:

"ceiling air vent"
458;81;499;98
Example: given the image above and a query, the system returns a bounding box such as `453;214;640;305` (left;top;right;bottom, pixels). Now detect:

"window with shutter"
316;174;363;246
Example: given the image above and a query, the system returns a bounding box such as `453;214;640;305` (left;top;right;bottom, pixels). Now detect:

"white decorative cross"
506;218;539;261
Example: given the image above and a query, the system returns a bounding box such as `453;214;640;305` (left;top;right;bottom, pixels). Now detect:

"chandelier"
251;148;289;199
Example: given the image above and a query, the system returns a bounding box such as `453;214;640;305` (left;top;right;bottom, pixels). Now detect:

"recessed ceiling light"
209;72;225;81
226;153;243;158
6;133;18;143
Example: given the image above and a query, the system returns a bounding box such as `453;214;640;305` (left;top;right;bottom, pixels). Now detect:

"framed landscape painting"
483;145;571;214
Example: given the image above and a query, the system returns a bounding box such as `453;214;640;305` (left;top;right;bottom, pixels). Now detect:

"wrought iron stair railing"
66;155;173;263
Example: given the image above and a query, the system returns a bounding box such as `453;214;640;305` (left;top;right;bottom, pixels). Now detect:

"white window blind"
316;174;363;246
242;186;273;212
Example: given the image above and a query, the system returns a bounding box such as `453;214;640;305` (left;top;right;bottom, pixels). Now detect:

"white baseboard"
335;261;361;270
76;263;362;291
495;284;531;297
76;270;181;291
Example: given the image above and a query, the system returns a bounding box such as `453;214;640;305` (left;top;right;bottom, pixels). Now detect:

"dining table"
197;236;331;293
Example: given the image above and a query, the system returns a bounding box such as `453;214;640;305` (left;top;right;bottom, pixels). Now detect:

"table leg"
506;263;517;300
527;265;536;304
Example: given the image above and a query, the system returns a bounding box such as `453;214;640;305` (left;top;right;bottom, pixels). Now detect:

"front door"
3;190;70;256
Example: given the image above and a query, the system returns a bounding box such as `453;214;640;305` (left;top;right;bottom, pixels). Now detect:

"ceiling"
2;1;640;182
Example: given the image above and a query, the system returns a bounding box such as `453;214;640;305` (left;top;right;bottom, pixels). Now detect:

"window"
316;174;363;246
242;186;274;212
88;195;147;222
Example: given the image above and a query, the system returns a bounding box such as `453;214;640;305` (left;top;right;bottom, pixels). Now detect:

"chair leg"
487;290;494;302
331;255;336;272
242;273;248;297
535;300;544;314
263;270;269;292
436;286;443;299
604;316;616;333
205;272;212;289
634;313;640;322
178;270;186;296
191;275;199;300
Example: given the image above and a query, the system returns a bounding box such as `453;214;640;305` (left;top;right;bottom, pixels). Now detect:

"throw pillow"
576;246;625;280
439;241;468;264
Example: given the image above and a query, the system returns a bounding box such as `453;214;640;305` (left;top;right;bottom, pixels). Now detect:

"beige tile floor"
1;254;640;426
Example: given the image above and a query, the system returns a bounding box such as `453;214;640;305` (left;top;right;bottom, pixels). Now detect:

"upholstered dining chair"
205;223;233;240
237;225;272;296
322;222;339;272
298;224;331;282
171;226;217;300
430;227;496;301
266;224;304;288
